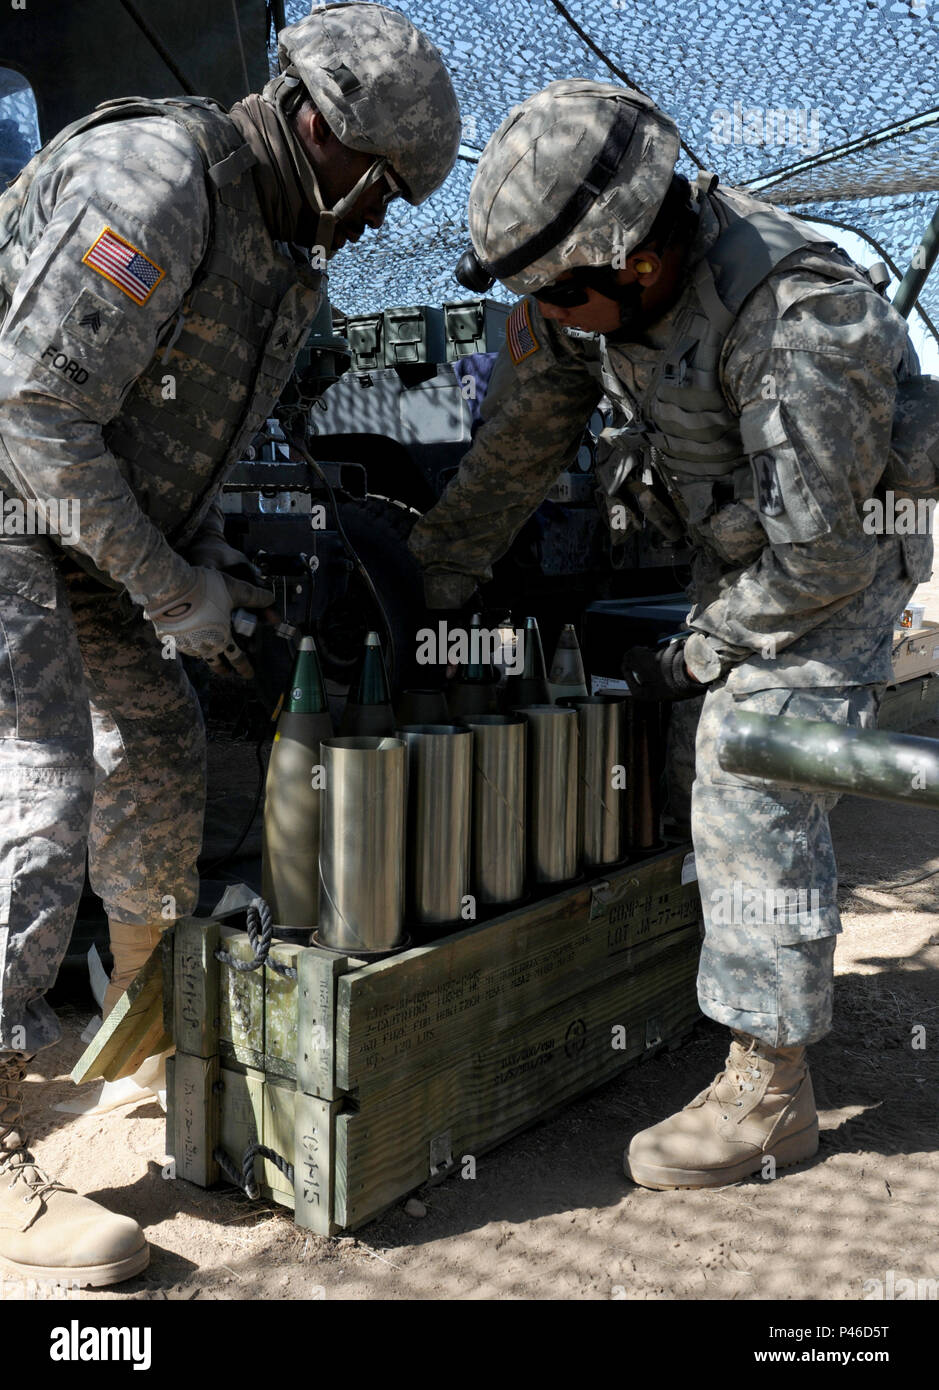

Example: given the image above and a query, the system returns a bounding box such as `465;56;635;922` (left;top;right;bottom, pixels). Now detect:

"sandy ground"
8;541;938;1304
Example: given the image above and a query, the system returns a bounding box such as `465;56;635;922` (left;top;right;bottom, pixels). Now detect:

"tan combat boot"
0;1052;149;1286
625;1030;819;1189
104;921;166;1017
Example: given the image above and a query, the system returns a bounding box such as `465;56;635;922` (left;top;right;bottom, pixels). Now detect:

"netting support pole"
893;200;939;320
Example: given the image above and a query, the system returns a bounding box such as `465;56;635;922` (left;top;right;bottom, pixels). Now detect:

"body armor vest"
598;186;877;555
0;97;322;582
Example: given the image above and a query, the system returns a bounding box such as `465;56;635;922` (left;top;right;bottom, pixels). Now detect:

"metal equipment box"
163;842;702;1233
443;297;512;361
345;312;384;370
381;304;447;366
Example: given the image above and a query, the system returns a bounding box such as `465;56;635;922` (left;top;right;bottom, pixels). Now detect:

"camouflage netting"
283;0;939;340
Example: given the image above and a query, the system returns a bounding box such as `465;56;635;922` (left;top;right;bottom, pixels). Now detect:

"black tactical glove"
622;639;703;702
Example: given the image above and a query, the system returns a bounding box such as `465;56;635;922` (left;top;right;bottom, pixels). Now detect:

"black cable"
230;0;252;98
541;0;704;170
846;864;939;892
117;0;196;94
283;430;398;688
304;554;317;632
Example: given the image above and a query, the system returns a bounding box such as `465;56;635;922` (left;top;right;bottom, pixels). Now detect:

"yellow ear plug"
635;260;653;273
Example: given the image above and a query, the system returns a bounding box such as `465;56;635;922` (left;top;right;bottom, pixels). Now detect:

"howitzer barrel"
717;712;939;809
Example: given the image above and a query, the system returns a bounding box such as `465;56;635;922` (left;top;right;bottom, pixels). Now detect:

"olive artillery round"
717;711;939;809
261;636;333;932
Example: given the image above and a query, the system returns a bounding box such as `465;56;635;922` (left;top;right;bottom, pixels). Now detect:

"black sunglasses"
534;265;624;307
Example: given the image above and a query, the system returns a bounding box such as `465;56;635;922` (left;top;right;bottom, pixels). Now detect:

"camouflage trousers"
684;681;883;1047
0;544;204;1054
664;697;700;831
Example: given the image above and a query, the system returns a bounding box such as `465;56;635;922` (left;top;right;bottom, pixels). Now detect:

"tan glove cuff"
683;632;729;683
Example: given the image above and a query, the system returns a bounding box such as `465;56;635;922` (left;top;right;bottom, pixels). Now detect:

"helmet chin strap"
312;158;389;256
266;72;389;256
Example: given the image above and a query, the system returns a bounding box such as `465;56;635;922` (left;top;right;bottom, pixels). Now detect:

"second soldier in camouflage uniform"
410;79;932;1190
0;3;460;1284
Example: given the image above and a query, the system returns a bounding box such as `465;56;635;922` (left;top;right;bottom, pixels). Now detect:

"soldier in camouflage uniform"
409;80;932;1190
0;3;460;1284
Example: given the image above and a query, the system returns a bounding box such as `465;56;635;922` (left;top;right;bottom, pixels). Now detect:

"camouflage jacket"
0;99;321;608
409;188;933;692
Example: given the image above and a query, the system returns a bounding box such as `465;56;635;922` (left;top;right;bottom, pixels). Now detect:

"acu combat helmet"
272;2;461;206
466;79;680;295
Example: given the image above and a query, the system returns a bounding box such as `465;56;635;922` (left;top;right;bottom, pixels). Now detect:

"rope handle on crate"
213;1141;295;1201
211;900;298;1199
214;898;298;979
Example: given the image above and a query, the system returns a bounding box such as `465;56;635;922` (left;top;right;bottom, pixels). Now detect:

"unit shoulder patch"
82;226;165;306
752;452;785;517
506;299;540;366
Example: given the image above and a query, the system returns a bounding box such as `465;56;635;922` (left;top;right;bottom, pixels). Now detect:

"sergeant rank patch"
506;299;540;365
82;227;165;306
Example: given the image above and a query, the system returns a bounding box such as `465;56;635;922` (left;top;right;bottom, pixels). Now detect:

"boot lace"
0;1055;69;1205
1;1151;71;1204
708;1033;764;1119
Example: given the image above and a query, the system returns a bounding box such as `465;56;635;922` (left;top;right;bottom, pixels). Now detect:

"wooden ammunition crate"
164;841;702;1233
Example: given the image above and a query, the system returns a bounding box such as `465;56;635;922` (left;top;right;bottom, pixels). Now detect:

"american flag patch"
82;227;165;306
506;299;540;365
